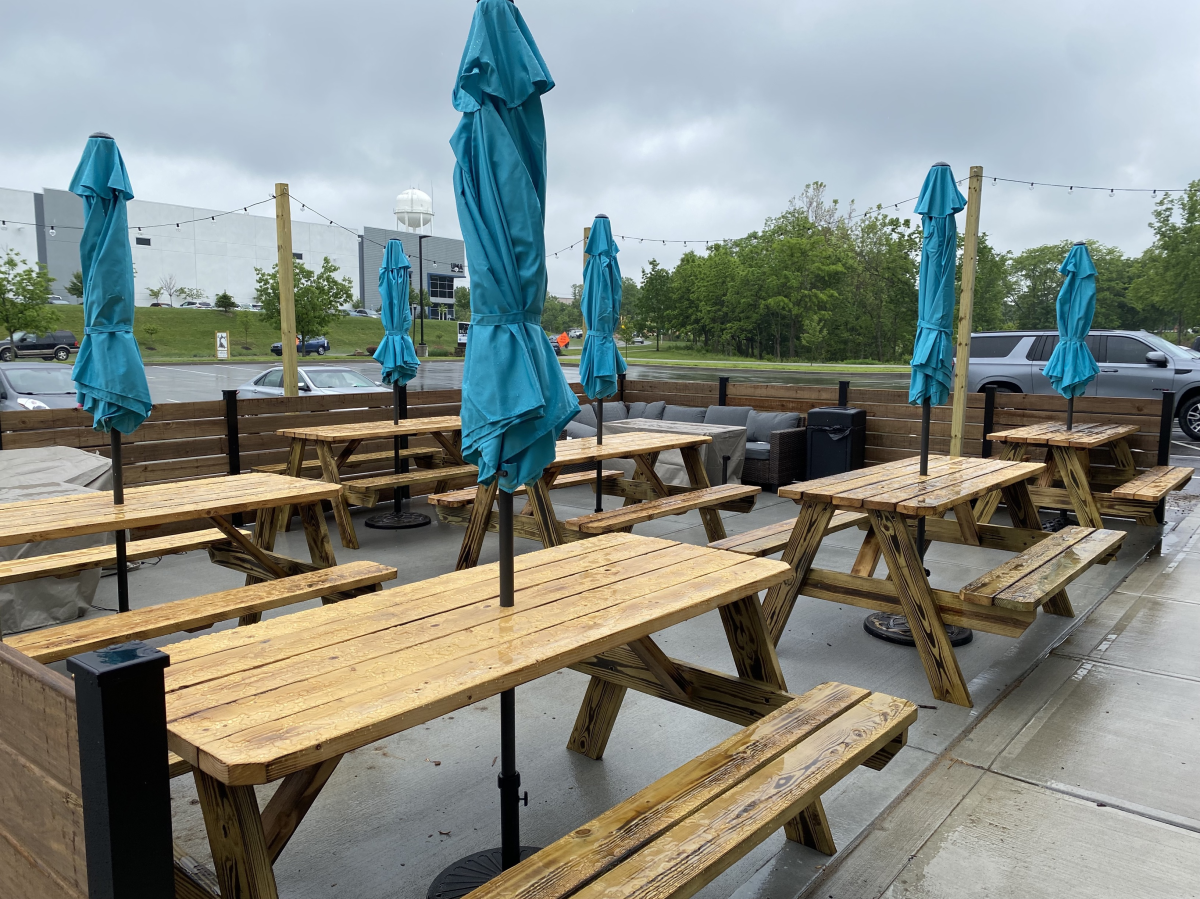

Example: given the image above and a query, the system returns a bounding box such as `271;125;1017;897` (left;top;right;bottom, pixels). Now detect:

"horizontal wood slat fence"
0;379;1170;493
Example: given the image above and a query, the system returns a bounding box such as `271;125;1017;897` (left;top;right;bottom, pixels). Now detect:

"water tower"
394;188;434;234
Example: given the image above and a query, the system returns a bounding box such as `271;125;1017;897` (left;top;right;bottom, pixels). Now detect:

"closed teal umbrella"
434;0;576;886
372;239;420;387
69;134;152;435
1042;242;1099;428
452;0;578;496
67;133;153;614
579;215;626;401
909;163;966;411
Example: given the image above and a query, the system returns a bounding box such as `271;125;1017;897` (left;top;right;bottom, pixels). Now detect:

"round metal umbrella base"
364;511;431;530
863;613;973;647
428;847;541;899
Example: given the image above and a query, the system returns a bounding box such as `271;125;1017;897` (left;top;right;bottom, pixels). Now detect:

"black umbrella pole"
111;431;129;614
917;400;931;561
595;399;604;513
497;489;524;870
1066;396;1074;432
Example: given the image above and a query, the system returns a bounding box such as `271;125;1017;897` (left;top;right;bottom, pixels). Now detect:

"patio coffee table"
981;422;1188;527
767;455;1054;707
162;533;793;899
274;416;471;549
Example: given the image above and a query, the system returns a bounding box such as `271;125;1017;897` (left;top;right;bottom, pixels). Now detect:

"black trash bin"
806;406;866;479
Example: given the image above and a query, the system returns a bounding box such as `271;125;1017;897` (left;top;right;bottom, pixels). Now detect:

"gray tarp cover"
0;447;112;635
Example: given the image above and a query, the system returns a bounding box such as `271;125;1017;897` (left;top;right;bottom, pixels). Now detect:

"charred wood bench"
564;485;761;536
709;510;868;557
464;683;916;899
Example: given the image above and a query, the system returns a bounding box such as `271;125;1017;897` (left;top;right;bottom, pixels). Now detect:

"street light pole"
417;233;428;352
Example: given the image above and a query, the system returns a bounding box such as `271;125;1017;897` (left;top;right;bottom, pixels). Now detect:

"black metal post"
418;234;428;350
110;431;129;614
1066;396;1074;431
838;380;850;408
718;376;729;406
982;385;997;458
1158;390;1176;466
223;389;243;527
722;455;730;485
594;399;604;514
68;642;174;899
916;399;931;559
618;372;626;403
496;489;524;870
366;383;429;530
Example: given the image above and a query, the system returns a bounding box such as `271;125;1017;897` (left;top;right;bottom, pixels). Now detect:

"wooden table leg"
1111;438;1137;480
973;442;1023;524
852;528;884;577
681;444;726;542
624;451;663;508
456;480;499;570
1002;480;1075;618
298;501;338;571
193;770;280;899
333;439;362;470
761;501;835;645
268;438;307;540
316;441;358;550
567;677;627;760
260;756;343;863
869;510;972;707
1051;445;1104;529
525;477;563;548
430;430;466;465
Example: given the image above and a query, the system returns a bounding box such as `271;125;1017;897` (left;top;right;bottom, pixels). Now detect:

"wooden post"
275;183;299;397
581;225;591;343
950;165;983;456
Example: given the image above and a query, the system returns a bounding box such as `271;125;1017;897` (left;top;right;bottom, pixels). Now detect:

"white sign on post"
215;331;229;360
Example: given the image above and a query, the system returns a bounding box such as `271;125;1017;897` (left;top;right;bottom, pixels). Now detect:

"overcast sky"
3;0;1196;295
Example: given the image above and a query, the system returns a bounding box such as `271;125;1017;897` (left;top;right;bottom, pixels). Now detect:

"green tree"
1129;182;1200;343
139;322;160;349
147;274;180;306
255;257;353;351
175;286;205;304
65;270;84;300
214;290;237;314
0;250;57;348
454;285;471;320
236;310;255;348
637;259;674;350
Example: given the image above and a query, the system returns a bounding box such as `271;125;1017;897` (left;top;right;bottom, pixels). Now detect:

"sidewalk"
793;504;1200;899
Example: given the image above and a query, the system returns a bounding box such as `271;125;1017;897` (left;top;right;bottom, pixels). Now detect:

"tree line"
542;181;1200;362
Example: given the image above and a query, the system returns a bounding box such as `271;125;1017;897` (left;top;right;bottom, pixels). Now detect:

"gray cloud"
2;0;1196;295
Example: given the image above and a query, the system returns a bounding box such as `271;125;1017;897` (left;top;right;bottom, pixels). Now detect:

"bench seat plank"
565;485;760;534
252;447;440;475
0;527;251;586
1110;465;1193;502
342;464;478;506
708;511;867;557
429;470;624;508
468;688;915;899
5;561;397;665
959;526;1125;609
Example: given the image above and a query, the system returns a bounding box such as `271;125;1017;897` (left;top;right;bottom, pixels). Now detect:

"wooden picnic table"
274;416;470;549
161;533;794;899
983;421;1189;527
767;455;1057;708
437;431;758;570
0;471;344;589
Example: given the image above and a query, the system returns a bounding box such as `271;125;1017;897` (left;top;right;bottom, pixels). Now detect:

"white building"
0;188;40;266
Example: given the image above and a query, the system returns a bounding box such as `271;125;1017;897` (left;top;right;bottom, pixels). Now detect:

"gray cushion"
563;420;597;439
626;400;665;420
596;400;627;422
704;405;751;428
574;403;596;428
747;410;801;443
745;441;771;461
662;404;705;423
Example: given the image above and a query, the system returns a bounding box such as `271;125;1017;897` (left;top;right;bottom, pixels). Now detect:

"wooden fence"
0;378;1173;492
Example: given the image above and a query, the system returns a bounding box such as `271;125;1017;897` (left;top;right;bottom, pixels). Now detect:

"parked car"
0;363;78;412
271;337;330;356
47;295;70;306
237;366;387;397
350;308;374;318
548;335;563;357
178;301;202;308
967;329;1200;439
0;330;79;362
148;301;169;307
568;328;583;339
632;335;646;345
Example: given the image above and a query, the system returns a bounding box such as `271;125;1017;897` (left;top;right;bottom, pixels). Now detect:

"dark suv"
0;330;79;362
967;329;1200;440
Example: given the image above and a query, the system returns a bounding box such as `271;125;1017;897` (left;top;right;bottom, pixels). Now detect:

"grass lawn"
46;307;463;362
560;341;910;372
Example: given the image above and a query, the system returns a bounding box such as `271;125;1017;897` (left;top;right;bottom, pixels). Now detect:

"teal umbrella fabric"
578;216;627;400
372;238;421;386
451;0;579;493
1042;243;1100;398
908;163;966;408
68;134;152;435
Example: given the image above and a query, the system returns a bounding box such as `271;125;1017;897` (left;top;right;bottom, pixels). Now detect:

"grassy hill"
45;306;461;362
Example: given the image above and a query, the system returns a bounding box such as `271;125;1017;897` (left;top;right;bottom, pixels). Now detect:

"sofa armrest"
769;427;807;487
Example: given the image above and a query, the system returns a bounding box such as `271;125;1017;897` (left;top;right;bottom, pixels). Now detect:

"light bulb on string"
48;227;56;237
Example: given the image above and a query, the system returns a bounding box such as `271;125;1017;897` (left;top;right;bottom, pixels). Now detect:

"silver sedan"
237;366;388;397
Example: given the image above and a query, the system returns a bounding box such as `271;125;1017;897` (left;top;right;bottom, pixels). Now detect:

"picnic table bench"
432;432;759;570
273;416;472;549
147;533;913;897
748;455;1125;707
981;422;1192;527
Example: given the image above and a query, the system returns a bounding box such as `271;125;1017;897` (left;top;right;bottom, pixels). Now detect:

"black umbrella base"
863;612;973;647
428;847;541;899
364;510;431;530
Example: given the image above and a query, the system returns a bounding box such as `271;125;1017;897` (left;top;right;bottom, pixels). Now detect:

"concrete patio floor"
62;462;1199;899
